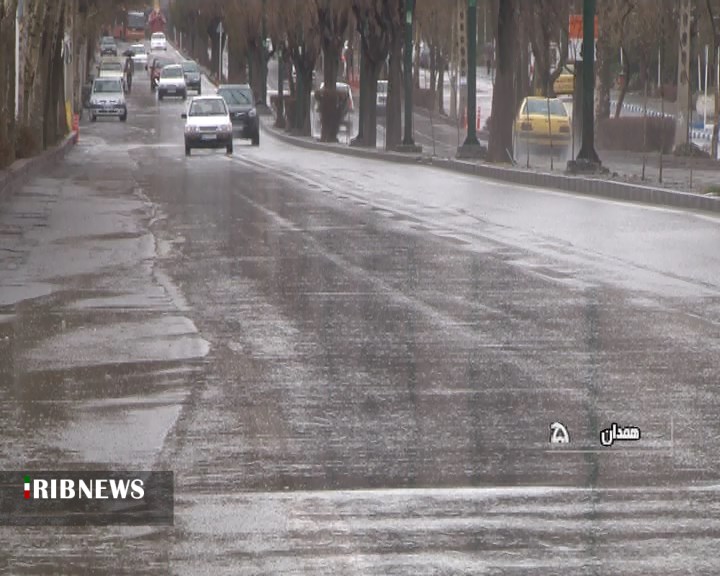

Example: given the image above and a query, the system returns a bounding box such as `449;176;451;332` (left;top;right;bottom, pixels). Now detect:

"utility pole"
457;0;485;158
674;0;692;150
570;0;601;171
398;0;421;152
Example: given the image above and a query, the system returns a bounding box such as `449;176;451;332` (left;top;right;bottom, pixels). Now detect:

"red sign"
568;15;598;40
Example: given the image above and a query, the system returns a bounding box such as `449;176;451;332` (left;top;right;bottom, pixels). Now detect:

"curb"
0;132;77;200
262;120;720;215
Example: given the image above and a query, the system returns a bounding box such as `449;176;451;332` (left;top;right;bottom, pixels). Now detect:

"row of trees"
1;0;718;169
170;0;719;161
0;0;151;169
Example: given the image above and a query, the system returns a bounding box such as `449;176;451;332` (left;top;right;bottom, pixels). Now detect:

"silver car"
88;77;127;122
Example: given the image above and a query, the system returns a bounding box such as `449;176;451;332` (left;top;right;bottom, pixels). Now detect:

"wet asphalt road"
2;45;720;574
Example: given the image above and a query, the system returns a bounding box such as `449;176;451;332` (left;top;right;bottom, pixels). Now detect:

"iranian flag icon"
24;476;30;499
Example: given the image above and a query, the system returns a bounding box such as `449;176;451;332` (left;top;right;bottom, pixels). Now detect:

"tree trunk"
385;27;403;150
488;0;517;163
352;43;368;145
437;57;445;115
248;43;265;102
320;37;342;142
0;0;18;166
362;57;381;147
614;48;630;118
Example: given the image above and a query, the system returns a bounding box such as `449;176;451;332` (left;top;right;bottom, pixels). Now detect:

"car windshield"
101;62;122;73
154;59;170;69
152;33;165;40
132;45;146;53
93;79;122;93
377;82;388;94
218;88;253;105
523;99;567;117
101;38;115;45
182;62;199;73
162;67;183;78
189;99;227;116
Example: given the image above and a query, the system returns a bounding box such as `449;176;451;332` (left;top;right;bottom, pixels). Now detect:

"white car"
131;43;147;65
157;64;187;100
181;95;233;156
150;32;167;51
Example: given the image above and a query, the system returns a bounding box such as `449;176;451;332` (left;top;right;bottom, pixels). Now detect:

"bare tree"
351;0;391;147
315;0;351;142
488;0;517;163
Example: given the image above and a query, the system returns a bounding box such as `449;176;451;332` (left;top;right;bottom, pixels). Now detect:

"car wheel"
251;132;259;146
185;145;191;156
158;91;164;100
226;143;233;154
197;86;202;95
120;113;127;122
91;114;97;122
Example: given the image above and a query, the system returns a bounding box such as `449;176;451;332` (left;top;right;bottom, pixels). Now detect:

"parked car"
181;60;202;94
513;96;571;158
100;36;117;56
217;84;259;145
314;82;354;132
376;80;388;115
88;77;127;122
157;64;187;100
147;56;172;91
150;32;167;51
182;95;233;156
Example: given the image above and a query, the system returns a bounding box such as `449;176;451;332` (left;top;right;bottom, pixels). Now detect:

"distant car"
217;84;259;145
553;64;575;95
181;60;202;94
130;43;148;66
157;64;187;100
314;82;354;132
150;32;167;51
100;36;117;56
513;96;571;158
147;56;172;91
88;77;127;122
376;80;388;115
98;58;126;89
182;95;233;156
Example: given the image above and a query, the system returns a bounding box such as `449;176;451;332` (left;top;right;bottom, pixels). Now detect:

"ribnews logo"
23;474;145;500
2;471;173;526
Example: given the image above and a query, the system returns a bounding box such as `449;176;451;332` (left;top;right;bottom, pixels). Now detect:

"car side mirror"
181;113;187;119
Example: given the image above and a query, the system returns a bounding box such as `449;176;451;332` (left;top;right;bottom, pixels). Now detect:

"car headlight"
248;108;257;118
185;125;199;134
218;123;233;133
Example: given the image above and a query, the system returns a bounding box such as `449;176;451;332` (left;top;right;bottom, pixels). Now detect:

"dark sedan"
181;60;202;95
217;84;259;146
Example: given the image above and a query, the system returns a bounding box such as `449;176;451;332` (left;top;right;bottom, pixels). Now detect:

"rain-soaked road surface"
2;47;720;574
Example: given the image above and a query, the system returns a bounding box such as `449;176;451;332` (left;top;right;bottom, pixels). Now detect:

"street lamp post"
457;0;485;159
398;0;421;152
571;0;602;170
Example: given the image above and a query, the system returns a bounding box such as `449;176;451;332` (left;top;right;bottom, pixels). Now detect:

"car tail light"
520;121;533;131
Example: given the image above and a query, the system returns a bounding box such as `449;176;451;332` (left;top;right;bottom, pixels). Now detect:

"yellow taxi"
513;96;571;157
553;64;575;95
